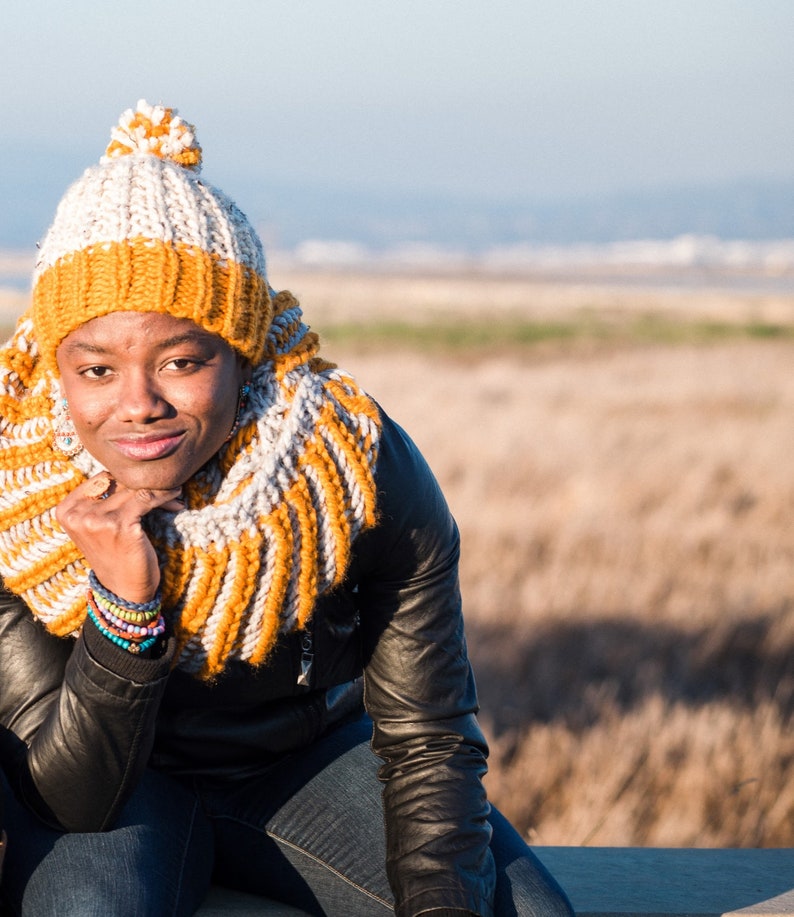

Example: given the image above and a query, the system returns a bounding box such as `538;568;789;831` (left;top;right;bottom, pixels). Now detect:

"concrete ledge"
535;848;794;917
196;847;794;916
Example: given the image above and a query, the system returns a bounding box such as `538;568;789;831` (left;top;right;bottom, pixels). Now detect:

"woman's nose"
115;374;171;423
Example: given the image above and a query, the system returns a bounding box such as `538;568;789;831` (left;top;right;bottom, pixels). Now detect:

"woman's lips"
111;433;185;461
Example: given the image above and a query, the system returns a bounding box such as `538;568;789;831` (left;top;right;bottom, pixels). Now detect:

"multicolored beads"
87;571;165;655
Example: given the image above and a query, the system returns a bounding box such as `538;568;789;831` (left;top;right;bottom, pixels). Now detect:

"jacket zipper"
297;630;314;688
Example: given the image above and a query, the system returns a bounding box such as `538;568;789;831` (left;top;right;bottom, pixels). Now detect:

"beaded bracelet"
88;570;161;613
86;572;165;655
85;599;161;655
87;591;165;642
96;605;165;638
93;591;160;624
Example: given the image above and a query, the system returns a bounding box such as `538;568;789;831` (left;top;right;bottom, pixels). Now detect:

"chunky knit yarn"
0;291;381;679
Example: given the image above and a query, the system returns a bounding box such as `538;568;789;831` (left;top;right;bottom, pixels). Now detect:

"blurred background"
1;0;793;265
2;1;794;847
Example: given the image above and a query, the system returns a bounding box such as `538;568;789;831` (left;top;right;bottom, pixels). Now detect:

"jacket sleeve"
0;586;174;832
355;412;496;917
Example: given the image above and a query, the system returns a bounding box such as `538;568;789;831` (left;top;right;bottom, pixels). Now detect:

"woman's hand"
56;472;183;604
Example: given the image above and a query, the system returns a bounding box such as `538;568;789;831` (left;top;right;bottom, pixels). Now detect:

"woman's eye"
83;366;110;379
166;358;196;370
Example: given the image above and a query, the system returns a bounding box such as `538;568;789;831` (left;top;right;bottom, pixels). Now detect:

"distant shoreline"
4;241;794;328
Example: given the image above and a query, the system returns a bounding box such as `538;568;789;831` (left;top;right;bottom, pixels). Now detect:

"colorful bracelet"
93;591;160;624
85;600;161;655
98;607;165;638
86;572;165;655
88;570;161;613
88;591;165;641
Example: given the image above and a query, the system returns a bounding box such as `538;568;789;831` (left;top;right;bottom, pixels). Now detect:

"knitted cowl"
0;291;381;679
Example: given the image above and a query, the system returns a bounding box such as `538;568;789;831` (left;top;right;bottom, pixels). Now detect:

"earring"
224;382;251;443
52;397;83;457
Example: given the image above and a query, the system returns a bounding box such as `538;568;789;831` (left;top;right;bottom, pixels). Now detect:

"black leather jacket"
0;412;495;916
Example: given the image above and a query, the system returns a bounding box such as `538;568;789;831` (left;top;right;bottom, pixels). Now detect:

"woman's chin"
102;464;190;494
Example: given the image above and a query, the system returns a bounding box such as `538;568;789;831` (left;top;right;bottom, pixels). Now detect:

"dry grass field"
3;264;794;848
282;267;794;849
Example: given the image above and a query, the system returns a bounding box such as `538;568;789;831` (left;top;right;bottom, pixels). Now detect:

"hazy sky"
2;0;792;204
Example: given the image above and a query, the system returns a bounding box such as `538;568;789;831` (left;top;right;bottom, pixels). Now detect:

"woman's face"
56;312;247;491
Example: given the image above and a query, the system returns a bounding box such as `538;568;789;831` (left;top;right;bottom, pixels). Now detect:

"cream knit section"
33;155;265;281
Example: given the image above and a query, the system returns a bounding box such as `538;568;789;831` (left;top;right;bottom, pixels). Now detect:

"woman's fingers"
56;473;182;604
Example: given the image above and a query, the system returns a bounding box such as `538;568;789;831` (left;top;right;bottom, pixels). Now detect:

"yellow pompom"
102;99;202;171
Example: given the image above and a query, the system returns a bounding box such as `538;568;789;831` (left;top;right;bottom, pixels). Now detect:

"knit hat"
32;100;272;372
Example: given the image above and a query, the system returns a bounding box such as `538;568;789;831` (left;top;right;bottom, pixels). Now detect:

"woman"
0;101;572;917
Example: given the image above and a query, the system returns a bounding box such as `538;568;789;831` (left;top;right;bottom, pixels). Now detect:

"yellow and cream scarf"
0;292;380;678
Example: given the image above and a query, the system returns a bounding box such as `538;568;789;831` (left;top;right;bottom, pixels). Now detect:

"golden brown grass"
280;267;794;849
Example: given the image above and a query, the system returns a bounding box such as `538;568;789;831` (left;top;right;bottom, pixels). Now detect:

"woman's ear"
237;355;253;385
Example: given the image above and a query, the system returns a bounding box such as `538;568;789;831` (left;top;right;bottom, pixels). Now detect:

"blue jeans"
1;716;572;916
